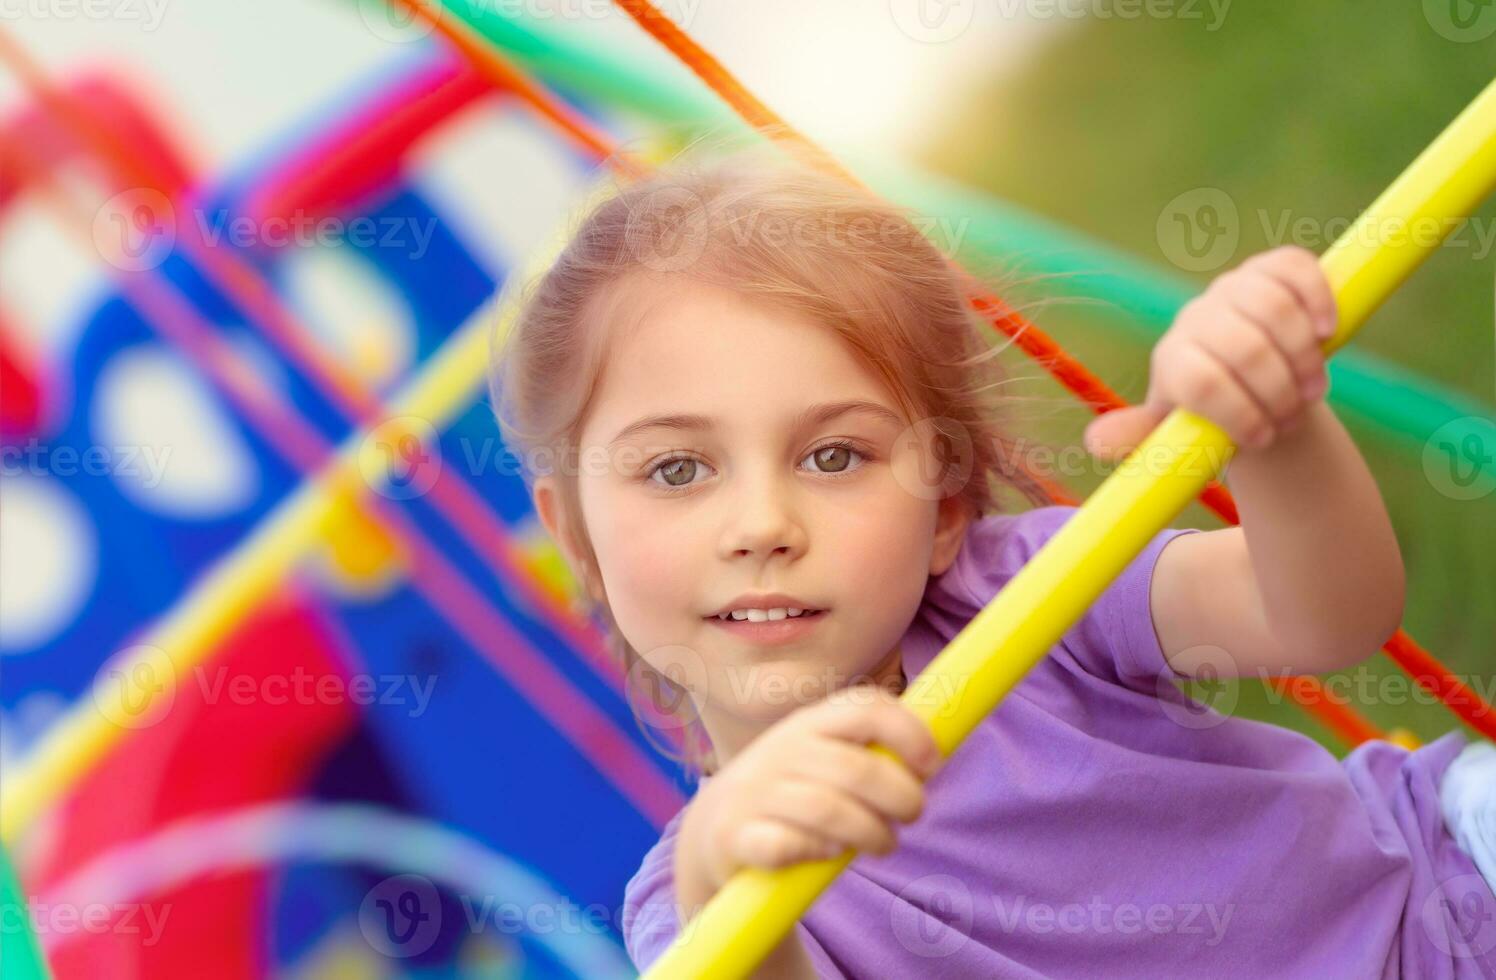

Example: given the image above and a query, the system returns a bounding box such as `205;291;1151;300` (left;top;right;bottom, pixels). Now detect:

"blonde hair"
489;141;1053;782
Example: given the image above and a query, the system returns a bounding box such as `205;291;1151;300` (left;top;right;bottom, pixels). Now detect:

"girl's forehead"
580;276;911;441
599;290;868;392
598;276;826;360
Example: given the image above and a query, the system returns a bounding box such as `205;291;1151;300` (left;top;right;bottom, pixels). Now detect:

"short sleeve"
622;800;846;977
1091;520;1204;690
932;504;1203;692
622;813;686;972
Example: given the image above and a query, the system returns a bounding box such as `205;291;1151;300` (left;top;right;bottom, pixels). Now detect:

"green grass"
919;1;1496;751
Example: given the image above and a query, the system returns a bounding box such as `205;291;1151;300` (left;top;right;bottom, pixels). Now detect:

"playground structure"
1;3;1493;977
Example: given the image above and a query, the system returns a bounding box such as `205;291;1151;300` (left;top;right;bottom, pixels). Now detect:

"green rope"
0;843;50;980
440;0;1493;465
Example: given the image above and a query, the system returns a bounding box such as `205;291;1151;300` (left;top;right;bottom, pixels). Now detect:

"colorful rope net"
394;0;1494;749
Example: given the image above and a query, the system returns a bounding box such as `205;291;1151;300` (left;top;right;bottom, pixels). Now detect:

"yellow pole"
643;76;1496;980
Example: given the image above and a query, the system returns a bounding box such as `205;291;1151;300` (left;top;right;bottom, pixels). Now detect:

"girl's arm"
1150;401;1405;677
1082;245;1406;679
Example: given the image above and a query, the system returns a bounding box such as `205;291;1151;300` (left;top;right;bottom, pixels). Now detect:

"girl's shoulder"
928;505;1079;611
921;505;1203;692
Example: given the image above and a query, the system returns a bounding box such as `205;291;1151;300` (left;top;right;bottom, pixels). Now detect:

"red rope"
3;138;686;827
0;36;686;827
604;0;1496;746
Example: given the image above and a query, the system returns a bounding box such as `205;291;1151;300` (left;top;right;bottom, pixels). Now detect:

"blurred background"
1;1;1493;976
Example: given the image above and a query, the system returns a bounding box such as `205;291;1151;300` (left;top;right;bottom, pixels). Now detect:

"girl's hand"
673;685;943;918
1083;245;1339;458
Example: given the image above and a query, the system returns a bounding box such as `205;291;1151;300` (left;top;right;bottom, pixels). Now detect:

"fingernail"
1303;375;1327;400
1318;314;1337;339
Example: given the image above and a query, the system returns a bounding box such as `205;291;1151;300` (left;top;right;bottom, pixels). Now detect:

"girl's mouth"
703;609;828;646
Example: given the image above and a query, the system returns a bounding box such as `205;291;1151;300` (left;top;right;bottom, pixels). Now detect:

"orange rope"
611;0;1242;521
1265;675;1386;746
401;0;1373;745
387;0;645;179
603;0;1496;746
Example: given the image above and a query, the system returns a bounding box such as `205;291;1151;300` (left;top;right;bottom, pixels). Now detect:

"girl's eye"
802;441;866;474
647;456;712;490
644;441;868;492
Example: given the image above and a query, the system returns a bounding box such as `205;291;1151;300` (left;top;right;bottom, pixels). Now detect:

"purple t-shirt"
623;505;1492;977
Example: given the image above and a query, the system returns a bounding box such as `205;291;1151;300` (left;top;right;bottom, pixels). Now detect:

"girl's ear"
929;495;974;578
533;475;606;605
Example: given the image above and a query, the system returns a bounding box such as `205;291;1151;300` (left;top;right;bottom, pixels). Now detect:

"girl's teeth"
718;607;813;622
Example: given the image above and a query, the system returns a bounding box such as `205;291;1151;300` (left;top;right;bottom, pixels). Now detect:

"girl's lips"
705;609;828;646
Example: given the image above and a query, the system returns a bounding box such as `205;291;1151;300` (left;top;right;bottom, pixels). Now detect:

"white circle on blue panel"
92;343;260;519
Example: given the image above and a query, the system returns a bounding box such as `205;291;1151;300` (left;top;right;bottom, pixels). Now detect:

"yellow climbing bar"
643;75;1496;980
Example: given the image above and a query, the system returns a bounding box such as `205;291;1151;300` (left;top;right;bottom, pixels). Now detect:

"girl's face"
535;276;971;764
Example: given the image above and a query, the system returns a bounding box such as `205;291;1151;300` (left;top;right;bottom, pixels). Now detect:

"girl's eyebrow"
607;399;905;447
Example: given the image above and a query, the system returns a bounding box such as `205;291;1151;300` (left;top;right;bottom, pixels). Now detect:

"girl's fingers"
730;817;844;870
1163;341;1276;449
755;779;898;856
1215;268;1327;395
787;736;927;824
1190;310;1302;431
806;687;942;780
1241;245;1338;340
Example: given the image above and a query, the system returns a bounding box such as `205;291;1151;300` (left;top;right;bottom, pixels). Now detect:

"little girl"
490;148;1496;977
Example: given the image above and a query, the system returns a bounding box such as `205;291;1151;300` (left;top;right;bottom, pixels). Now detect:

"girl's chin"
703;665;872;718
